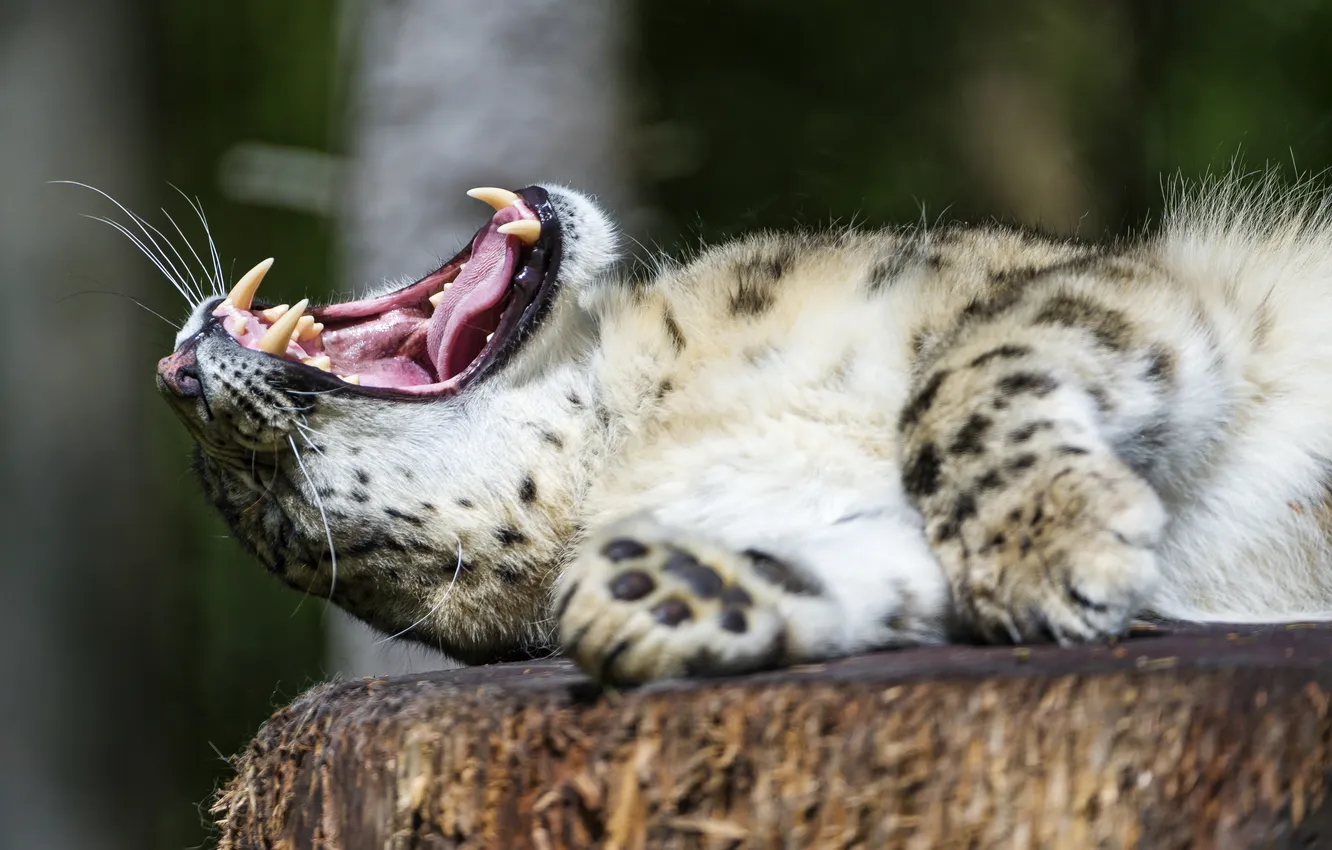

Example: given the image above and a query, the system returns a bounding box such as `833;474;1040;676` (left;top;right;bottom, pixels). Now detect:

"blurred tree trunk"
333;0;641;676
0;1;174;848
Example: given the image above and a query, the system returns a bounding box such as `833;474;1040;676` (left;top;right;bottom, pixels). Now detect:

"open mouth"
208;185;560;397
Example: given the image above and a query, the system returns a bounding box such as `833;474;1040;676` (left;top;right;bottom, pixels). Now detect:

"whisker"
132;212;207;303
172;184;225;296
161;207;221;297
287;435;338;601
378;540;465;643
58;181;205;303
84;215;195;305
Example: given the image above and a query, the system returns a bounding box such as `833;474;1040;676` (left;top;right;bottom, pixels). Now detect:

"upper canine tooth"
497;220;540;246
261;304;289;323
257;298;308;355
226;258;273;311
466;187;520;212
429;291;446;308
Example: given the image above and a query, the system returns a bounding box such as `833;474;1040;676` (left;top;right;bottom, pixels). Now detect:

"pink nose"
157;345;203;399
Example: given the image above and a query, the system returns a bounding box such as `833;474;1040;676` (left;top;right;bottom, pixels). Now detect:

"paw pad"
650;596;694;626
608;569;655;601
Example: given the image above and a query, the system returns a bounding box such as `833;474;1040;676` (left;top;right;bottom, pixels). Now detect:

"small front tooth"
295;315;318;341
485;333;494;343
261;304;289;323
497;220;540;246
226;258;273;311
257;299;308;355
342;374;361;385
466;187;520;212
429;291;446;308
302;355;332;371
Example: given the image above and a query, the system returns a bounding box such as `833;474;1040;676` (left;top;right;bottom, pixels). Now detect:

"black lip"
197;185;562;401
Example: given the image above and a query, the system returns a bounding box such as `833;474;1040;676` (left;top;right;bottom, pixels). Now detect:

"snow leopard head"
156;186;619;663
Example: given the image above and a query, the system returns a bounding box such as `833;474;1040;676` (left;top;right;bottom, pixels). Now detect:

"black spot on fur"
949;413;992;456
1034;294;1133;350
903;442;943;500
351;490;371;504
1009;420;1052;443
729;282;775;317
745;549;821;595
420;501;437;512
655;380;673;400
355;469;371;486
959;285;1026;324
976;469;1004;491
899;370;950;430
1008;453;1038;472
911;331;930;358
651;597;693;626
602;538;648;562
519;475;537;503
997;372;1058;398
663;309;686;352
495;562;525;584
866;249;909;293
1145;347;1176;385
456;497;475;509
1057;445;1090;456
566;391;583;408
542;431;565;449
719;609;748;634
610;570;656;601
1087;386;1112;413
969;345;1033;368
495;526;527;547
384;507;423;528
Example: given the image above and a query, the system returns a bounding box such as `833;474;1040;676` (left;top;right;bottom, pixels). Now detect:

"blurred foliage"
141;0;1332;846
636;0;1332;243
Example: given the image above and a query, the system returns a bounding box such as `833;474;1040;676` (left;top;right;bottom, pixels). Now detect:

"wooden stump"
213;623;1332;849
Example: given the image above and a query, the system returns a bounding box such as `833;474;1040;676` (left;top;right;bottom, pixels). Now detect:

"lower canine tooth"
497;220;540;246
429;291;445;308
231;316;248;335
342;374;361;385
485;333;494;342
302;355;332;371
257;298;308;355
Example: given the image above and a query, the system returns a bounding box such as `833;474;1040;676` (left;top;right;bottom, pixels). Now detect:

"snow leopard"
154;179;1332;684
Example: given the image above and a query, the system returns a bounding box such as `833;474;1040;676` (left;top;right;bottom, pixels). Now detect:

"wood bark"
215;623;1332;849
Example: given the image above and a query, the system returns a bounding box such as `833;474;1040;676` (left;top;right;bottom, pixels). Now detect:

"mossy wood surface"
214;623;1332;849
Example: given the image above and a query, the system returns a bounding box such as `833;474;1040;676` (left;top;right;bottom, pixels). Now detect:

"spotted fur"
163;176;1332;683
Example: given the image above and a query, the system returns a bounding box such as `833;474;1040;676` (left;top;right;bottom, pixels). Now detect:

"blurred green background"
5;1;1332;848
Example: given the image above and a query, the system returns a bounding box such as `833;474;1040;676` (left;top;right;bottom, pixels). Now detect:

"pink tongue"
427;207;524;380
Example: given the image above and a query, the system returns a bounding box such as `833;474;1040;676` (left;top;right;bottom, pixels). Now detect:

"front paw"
927;447;1165;643
556;516;814;685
